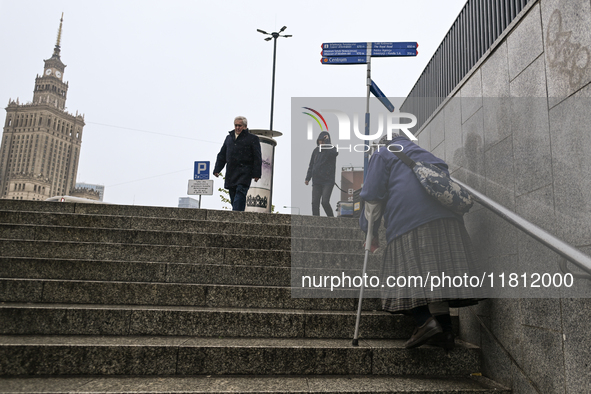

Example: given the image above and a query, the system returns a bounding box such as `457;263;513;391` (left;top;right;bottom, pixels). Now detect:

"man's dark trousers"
229;184;249;211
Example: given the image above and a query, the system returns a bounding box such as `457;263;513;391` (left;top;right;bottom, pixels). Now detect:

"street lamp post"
257;26;292;131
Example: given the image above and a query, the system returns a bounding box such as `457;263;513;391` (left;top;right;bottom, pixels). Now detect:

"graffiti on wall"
546;9;590;88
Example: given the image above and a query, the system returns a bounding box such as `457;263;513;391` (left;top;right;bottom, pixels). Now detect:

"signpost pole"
364;49;371;182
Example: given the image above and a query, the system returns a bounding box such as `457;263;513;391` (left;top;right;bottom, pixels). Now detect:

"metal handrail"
453;178;591;280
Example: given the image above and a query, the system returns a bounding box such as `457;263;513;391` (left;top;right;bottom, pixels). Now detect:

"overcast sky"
0;0;467;214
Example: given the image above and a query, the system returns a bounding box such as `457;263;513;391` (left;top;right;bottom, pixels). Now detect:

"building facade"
0;16;84;201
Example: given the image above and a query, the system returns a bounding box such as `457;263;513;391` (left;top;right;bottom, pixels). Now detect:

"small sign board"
322;42;418;50
188;179;214;195
371;48;417;57
321;56;369;65
322;48;417;57
194;161;210;180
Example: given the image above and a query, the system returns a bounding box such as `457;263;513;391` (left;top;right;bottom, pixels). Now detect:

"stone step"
0;224;293;251
0;257;292;286
292;214;360;229
0;278;381;310
0;210;293;237
0;226;369;256
0;210;363;240
0;201;361;229
0;239;291;266
0;375;510;393
0;336;482;376
0;303;415;339
0;201;293;225
0;259;387;292
0;239;381;269
0;258;384;291
0;223;366;253
292;225;362;240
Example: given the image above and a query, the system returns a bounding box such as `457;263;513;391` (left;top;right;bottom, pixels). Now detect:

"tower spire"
53;13;64;58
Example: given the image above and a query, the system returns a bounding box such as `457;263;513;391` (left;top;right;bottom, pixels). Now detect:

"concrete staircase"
0;200;508;393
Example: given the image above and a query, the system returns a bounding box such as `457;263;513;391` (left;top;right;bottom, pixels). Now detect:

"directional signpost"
321;42;418;60
321;42;417;63
319;41;418;179
321;43;418;348
188;161;213;208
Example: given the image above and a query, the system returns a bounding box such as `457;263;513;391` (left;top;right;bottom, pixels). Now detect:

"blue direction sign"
322;42;418;50
194;161;210;180
322;48;417;57
320;42;418;62
321;56;369;65
369;80;395;112
322;48;370;56
371;48;417;57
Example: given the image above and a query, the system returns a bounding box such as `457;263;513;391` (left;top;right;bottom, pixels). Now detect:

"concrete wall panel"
507;3;545;81
411;1;591;392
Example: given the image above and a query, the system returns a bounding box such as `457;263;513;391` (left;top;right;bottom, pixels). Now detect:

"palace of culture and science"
0;16;94;201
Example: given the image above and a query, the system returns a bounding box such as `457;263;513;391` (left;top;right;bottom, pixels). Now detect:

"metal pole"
363;54;371;181
270;34;278;131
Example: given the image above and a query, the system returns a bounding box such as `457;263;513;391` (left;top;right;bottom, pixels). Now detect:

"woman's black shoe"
426;331;455;351
404;316;443;349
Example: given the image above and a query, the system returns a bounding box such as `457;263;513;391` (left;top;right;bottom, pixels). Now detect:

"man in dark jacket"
305;131;338;216
213;116;262;211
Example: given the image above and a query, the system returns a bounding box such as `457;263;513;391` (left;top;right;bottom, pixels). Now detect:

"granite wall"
411;1;591;392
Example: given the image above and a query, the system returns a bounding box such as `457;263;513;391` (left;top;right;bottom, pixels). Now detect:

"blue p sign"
194;161;210;180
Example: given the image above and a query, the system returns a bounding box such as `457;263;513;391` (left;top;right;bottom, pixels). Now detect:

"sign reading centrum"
320;42;418;64
322;56;370;64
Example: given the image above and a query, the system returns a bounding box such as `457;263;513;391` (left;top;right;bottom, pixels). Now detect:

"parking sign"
194;161;210;180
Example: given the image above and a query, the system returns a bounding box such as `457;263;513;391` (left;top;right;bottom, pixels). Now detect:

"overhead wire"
83;121;220;188
86;121;220;144
106;169;192;188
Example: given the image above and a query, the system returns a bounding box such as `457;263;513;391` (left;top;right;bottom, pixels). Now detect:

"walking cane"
352;202;377;346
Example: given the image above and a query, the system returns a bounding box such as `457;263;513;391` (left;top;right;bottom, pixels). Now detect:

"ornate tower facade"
0;15;85;200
